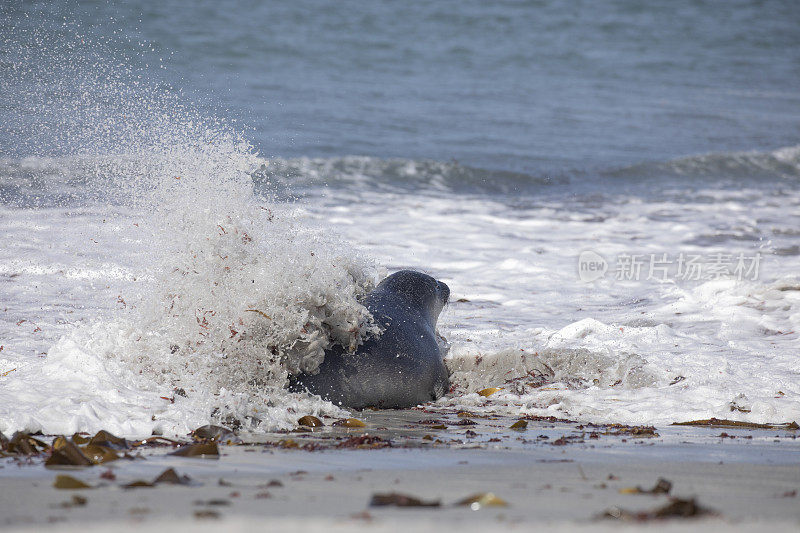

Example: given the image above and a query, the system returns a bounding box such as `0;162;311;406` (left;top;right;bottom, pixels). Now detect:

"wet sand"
1;410;799;531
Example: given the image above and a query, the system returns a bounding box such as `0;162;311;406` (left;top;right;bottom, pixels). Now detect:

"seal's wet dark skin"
289;270;450;409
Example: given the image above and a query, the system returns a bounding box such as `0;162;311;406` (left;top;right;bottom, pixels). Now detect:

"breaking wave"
254;145;800;198
606;144;800;183
5;144;799;208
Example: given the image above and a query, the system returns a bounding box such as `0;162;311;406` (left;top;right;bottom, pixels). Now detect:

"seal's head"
374;270;449;325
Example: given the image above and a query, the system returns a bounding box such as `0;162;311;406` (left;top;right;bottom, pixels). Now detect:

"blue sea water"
1;1;799;434
4;0;800;175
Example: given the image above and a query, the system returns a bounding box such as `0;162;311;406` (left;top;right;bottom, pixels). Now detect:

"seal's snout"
437;280;450;305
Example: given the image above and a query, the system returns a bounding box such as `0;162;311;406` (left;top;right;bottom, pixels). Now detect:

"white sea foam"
3;156;800;436
297;183;800;426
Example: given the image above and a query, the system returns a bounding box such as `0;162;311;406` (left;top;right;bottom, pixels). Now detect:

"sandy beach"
2;411;798;532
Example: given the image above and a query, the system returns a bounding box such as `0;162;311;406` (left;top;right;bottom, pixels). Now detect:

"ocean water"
1;1;799;437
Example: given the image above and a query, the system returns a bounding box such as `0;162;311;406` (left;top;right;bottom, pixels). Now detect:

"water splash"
0;7;380;436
